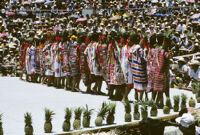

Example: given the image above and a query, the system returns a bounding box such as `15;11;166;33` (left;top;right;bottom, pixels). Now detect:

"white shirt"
179;64;189;72
189;67;200;81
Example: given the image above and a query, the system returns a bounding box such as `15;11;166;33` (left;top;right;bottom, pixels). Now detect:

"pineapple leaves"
24;112;32;126
45;108;55;122
83;104;94;117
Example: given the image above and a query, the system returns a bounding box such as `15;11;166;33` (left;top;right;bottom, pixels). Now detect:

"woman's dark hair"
150;34;157;48
157;34;164;45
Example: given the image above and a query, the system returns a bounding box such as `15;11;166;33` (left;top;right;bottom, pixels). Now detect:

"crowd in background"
0;0;200;105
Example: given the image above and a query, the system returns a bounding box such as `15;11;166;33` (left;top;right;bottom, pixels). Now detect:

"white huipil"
120;45;132;85
84;42;102;76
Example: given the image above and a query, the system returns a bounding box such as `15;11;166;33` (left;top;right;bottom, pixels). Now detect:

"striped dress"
129;45;147;91
153;47;170;92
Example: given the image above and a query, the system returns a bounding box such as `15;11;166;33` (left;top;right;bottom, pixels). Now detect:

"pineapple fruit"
44;109;55;133
189;97;196;107
83;105;94;128
73;107;83;130
0;114;3;135
196;85;200;102
150;104;158;117
197;97;200;103
106;103;116;125
124;100;132;122
163;106;170;114
191;82;197;94
95;102;108;126
62;107;72;131
166;97;172;109
173;95;180;112
133;103;140;120
141;104;148;119
181;94;187;110
24;112;33;135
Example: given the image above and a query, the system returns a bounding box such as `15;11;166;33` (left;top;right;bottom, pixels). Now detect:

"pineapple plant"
173;95;180;112
82;105;94;128
177;78;183;89
24;112;33;135
73;107;83;130
95;102;108;126
44;108;55;133
106;103;116;125
150;103;158;117
191;82;197;94
166;97;172;109
124;100;132;122
62;107;72;131
181;94;187;110
189;97;196;107
0;114;3;135
133;103;140;120
196;84;200;103
147;99;154;107
197;97;200;103
141;104;148;119
163;106;170;114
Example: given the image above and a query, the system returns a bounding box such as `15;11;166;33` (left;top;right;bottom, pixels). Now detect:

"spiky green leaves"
0;114;2;123
74;107;83;120
134;103;139;112
173;95;180;104
83;104;94;118
64;108;72;122
45;108;55;123
24;112;32;126
181;94;187;110
166;97;172;109
107;103;116;116
97;102;108;120
124;100;131;114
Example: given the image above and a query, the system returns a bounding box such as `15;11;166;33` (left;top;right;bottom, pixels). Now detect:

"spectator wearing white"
188;60;200;82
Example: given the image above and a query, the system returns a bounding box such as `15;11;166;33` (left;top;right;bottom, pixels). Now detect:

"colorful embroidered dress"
121;45;132;85
153;47;170;92
44;44;53;76
54;42;63;77
107;42;124;85
147;48;156;92
25;46;31;75
69;41;80;78
29;45;36;75
62;41;71;76
35;46;41;74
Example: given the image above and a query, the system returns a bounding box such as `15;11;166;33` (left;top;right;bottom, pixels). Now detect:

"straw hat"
178;57;186;63
189;60;200;66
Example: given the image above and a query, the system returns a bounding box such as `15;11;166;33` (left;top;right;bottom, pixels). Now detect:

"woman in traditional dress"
153;34;170;107
34;37;41;83
53;39;63;88
147;34;157;100
129;35;148;101
107;33;125;100
121;36;134;103
84;33;100;94
79;34;92;93
69;35;80;92
25;43;31;81
62;33;71;90
44;38;54;86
